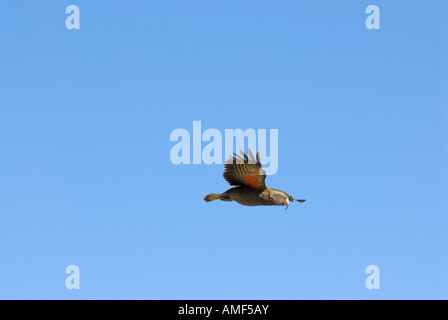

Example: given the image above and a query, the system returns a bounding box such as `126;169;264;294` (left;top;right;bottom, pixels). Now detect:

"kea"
203;149;306;209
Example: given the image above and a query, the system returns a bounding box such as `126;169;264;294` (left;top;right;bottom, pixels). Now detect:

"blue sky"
0;0;447;299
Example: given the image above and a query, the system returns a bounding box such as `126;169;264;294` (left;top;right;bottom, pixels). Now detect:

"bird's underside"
203;149;305;209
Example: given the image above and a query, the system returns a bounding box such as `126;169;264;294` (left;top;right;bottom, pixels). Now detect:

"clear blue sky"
0;0;447;299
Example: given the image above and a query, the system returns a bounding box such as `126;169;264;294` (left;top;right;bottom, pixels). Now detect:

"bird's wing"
223;149;266;190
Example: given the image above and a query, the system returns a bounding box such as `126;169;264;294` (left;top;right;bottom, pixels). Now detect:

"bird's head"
272;189;306;210
272;191;290;210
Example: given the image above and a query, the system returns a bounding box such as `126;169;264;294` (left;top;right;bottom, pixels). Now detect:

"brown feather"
222;149;266;190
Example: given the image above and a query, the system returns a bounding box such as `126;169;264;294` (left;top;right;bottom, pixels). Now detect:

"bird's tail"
203;193;222;202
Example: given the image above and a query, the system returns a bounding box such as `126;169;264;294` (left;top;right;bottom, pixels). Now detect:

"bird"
203;149;306;209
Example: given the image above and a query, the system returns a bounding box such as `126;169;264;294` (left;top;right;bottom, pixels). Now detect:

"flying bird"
203;149;306;209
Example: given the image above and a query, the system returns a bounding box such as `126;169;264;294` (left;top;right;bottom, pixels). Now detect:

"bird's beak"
285;198;289;210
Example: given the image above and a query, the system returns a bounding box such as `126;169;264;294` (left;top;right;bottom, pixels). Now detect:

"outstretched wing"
223;149;266;190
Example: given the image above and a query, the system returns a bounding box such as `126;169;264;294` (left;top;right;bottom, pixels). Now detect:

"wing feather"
223;149;266;190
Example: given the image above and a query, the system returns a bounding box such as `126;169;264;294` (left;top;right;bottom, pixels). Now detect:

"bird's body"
203;150;305;210
224;186;271;206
